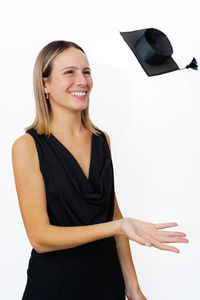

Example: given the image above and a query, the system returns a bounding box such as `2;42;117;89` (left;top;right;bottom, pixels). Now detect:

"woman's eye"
64;70;73;74
64;70;91;75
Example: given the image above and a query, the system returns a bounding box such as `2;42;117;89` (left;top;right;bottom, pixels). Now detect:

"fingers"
152;228;189;244
127;218;188;253
156;231;187;237
155;222;178;229
147;238;180;253
154;236;189;243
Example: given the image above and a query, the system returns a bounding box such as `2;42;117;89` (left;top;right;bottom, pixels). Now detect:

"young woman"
12;40;188;300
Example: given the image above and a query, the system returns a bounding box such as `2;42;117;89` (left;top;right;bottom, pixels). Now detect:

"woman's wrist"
113;218;124;236
125;276;140;291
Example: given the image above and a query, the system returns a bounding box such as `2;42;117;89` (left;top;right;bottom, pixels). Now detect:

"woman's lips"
68;91;88;100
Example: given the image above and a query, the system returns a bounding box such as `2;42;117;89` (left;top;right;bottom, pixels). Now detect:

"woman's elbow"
30;239;44;253
29;229;50;253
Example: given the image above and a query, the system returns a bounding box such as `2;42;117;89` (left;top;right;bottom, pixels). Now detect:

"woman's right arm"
12;134;188;254
11;134;125;254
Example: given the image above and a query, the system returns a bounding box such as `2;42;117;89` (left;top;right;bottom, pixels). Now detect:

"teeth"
70;92;86;96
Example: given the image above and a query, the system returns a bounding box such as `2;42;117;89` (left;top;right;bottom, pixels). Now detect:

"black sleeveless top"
26;127;114;226
22;127;125;300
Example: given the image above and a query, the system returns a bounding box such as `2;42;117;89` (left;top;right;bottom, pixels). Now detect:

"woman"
12;40;188;300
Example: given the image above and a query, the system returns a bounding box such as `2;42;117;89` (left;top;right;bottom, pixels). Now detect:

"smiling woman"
11;40;188;300
12;40;127;300
27;41;95;136
42;48;93;113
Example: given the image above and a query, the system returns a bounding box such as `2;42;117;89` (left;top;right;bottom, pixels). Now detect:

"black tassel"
186;57;198;70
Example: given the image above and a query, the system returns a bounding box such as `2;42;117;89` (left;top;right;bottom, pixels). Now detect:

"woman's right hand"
120;217;189;253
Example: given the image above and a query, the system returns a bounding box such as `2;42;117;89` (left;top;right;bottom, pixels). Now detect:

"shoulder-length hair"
25;40;101;137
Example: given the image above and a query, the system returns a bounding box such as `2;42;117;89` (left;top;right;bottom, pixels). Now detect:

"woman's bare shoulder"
12;133;38;167
12;133;36;153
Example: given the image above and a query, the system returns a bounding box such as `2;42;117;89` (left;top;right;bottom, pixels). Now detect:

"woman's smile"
67;90;88;100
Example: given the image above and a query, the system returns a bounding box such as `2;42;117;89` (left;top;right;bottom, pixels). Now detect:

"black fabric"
22;127;125;300
135;28;173;66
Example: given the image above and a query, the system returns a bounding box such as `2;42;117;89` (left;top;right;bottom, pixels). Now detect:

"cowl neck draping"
26;127;115;226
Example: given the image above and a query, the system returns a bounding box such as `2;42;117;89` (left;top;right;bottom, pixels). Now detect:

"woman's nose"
75;72;88;86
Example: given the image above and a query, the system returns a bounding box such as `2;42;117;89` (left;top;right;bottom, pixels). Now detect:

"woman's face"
43;47;93;112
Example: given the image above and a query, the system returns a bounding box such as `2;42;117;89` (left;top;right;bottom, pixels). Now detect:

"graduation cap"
120;28;198;76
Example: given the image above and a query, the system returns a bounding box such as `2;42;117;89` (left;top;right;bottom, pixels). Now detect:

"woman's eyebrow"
61;66;91;71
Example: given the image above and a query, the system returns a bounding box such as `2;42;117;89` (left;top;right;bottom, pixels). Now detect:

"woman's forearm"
114;213;140;291
34;219;123;253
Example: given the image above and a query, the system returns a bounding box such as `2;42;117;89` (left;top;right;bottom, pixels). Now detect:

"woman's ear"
43;77;49;94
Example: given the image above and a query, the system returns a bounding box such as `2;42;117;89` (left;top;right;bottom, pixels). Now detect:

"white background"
0;0;199;299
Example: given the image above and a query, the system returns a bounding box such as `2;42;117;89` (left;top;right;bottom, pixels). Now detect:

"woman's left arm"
113;192;142;293
103;130;144;296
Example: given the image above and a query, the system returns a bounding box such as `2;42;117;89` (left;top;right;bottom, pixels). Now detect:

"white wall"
0;0;199;299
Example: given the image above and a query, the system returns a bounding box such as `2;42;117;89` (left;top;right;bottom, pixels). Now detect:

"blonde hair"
25;40;100;137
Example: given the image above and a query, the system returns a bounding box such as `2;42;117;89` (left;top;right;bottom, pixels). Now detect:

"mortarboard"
120;28;198;76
